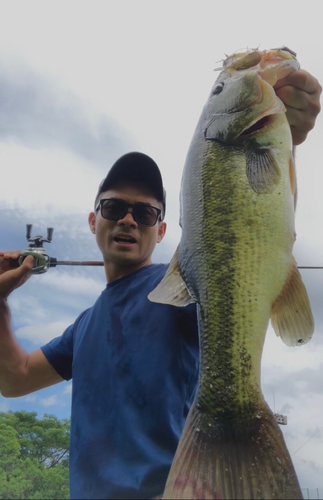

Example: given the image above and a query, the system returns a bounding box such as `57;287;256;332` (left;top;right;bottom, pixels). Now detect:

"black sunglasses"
95;198;162;227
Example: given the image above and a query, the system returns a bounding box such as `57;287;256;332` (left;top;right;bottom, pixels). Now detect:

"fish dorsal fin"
148;246;195;307
271;259;314;346
246;145;281;194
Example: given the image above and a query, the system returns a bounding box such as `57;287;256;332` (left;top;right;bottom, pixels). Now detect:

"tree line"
0;410;70;499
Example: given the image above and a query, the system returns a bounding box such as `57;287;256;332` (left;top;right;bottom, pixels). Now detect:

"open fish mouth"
240;115;273;136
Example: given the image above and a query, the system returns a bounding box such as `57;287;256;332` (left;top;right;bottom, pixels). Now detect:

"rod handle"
0;256;20;269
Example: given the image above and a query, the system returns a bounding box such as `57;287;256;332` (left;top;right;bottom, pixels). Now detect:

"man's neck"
104;259;152;283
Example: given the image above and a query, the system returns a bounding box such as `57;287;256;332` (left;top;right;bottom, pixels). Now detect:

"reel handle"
47;228;54;242
26;224;33;240
26;224;54;247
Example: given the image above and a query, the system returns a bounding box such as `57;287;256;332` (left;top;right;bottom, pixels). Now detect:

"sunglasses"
95;198;162;227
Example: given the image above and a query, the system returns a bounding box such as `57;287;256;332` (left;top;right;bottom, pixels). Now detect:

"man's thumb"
18;255;34;274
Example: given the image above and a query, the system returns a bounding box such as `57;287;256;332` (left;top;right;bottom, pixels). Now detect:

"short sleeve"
41;323;75;380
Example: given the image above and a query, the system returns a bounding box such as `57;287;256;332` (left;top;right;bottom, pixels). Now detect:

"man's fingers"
3;250;21;260
275;86;306;111
0;252;19;272
0;257;33;299
7;256;33;281
276;83;321;114
0;252;34;273
274;69;322;146
274;69;322;115
274;69;321;94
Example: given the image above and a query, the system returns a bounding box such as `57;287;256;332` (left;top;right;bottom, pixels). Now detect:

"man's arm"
0;252;64;398
275;69;322;146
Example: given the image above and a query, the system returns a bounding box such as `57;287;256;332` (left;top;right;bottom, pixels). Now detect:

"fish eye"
213;82;224;95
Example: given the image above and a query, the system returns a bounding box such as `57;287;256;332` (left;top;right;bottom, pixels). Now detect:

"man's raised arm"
0;251;64;398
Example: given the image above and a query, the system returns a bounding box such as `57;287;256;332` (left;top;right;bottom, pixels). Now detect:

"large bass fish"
149;47;314;499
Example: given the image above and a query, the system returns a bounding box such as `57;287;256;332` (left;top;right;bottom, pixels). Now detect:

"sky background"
0;0;322;495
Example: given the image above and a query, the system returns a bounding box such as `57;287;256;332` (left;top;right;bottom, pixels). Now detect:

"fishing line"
291;425;323;456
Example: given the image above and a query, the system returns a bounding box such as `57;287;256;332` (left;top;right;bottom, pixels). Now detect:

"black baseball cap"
95;152;166;218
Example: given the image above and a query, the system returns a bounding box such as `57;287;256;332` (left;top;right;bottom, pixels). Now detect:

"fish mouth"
240;115;273;136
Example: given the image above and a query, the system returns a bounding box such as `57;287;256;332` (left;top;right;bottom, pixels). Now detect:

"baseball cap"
95;152;166;218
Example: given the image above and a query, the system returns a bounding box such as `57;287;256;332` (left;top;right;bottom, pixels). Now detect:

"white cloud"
41;271;105;297
0;143;102;214
39;394;66;407
0;400;9;412
262;325;323;375
9;294;51;326
7;268;106;336
63;384;72;395
15;319;74;344
22;395;37;403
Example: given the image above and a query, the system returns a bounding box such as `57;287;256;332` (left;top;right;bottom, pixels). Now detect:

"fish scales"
149;47;314;499
182;126;293;415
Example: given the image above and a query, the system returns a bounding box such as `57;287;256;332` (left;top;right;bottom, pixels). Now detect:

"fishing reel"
18;224;53;274
13;224;103;274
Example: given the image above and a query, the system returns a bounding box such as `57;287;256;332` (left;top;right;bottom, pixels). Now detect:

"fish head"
204;47;300;143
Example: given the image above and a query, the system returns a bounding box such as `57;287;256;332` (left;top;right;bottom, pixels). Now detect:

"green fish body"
149;48;314;499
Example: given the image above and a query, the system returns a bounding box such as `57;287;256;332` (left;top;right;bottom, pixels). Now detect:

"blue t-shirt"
41;264;199;499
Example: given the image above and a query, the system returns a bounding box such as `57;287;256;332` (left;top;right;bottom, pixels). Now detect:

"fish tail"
163;399;302;499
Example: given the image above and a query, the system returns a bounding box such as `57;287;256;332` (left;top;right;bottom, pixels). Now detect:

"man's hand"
0;251;34;300
274;69;322;146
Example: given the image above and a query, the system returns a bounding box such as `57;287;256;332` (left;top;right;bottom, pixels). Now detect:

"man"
0;69;321;499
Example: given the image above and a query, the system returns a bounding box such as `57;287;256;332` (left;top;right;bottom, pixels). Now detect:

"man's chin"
107;252;152;269
106;252;141;267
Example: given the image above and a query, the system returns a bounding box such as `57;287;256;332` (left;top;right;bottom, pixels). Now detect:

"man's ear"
157;221;167;243
88;212;96;234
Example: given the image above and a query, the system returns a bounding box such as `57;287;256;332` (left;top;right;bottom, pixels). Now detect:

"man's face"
88;181;166;279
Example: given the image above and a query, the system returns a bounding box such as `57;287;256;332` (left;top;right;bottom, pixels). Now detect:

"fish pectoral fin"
270;259;314;346
148;247;195;307
246;144;281;194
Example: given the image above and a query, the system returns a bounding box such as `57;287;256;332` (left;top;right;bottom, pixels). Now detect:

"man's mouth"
114;235;137;244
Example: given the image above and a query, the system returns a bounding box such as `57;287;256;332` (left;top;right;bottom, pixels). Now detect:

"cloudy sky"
0;0;322;495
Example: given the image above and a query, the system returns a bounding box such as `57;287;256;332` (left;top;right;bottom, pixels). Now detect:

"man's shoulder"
145;262;169;280
135;263;170;293
142;262;169;276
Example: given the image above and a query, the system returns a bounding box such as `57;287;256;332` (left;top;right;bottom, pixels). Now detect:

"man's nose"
117;208;138;227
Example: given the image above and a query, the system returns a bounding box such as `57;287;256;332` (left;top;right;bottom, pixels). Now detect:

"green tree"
0;411;70;499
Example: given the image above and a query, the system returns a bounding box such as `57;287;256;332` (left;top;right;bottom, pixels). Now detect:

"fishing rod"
2;224;322;275
298;267;323;269
2;224;104;274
